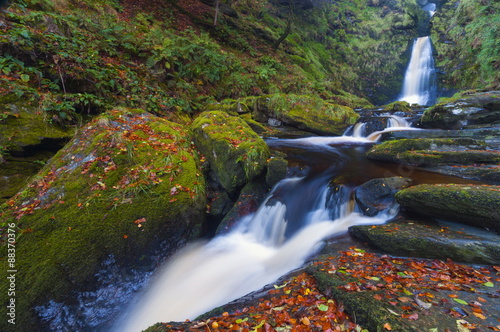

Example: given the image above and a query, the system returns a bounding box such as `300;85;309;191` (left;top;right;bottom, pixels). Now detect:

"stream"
114;4;443;331
113;116;462;332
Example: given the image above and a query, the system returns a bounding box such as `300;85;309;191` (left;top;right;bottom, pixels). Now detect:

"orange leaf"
383;322;392;330
473;312;486;320
374;294;383;301
448;294;459;298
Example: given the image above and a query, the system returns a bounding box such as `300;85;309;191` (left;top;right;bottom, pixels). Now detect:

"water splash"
399;36;436;106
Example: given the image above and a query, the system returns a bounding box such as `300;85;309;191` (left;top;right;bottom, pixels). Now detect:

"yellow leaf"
301;317;310;326
472;312;486;320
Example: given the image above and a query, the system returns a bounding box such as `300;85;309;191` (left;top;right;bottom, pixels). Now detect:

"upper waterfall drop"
399;36;437;106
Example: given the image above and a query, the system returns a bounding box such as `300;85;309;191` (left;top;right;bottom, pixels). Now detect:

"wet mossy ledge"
395;184;500;232
0;108;207;331
207;94;361;136
366;138;500;168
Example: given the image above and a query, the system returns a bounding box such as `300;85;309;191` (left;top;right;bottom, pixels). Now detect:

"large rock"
354;177;412;216
244;94;359;136
350;216;500;264
419;91;500;129
192;111;271;196
395;184;500;232
0;109;206;331
374;128;500;184
366;138;500;167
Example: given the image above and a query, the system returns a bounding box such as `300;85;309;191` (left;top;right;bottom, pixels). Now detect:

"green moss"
0;108;206;331
366;138;498;167
395;184;500;231
244;94;359;135
382;100;412;113
192;111;270;195
0;101;75;153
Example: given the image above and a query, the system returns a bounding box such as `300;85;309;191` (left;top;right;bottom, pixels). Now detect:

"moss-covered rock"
354;177;412;216
0;100;75;155
244;94;359;136
366;138;500;167
395;184;500;232
265;150;288;188
192;111;270;196
0;108;206;331
350;216;500;264
419;91;500;129
382;100;413;113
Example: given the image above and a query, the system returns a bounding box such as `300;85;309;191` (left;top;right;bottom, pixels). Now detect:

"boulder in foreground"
0;109;206;331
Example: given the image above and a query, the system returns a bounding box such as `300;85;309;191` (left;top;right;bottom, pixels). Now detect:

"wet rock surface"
354;176;412;216
419;91;500;129
395;184;500;232
350;215;500;265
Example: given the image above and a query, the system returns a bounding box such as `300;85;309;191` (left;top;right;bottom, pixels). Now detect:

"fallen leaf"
472;312;486;320
453;298;468;305
383;322;392;330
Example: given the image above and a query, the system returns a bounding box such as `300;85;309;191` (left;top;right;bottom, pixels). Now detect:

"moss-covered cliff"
431;0;500;94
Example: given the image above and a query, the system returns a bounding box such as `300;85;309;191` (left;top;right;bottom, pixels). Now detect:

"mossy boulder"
354;177;412;216
192;111;271;196
244;94;359;136
419;91;500;129
205;99;251;116
350;216;500;265
0;108;206;331
382;100;413;113
366;138;500;167
395;184;500;232
0;100;75;155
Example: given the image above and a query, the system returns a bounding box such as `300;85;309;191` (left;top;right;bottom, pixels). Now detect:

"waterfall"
113;137;398;332
399;36;436;106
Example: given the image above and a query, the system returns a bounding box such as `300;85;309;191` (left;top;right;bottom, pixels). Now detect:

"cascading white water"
423;3;436;17
113;137;397;332
399;36;436;106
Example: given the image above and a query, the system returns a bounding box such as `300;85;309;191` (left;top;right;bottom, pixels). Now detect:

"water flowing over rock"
399;36;437;106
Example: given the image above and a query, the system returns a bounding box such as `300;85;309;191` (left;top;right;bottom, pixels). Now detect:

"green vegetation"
431;0;500;92
0;0;430;126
